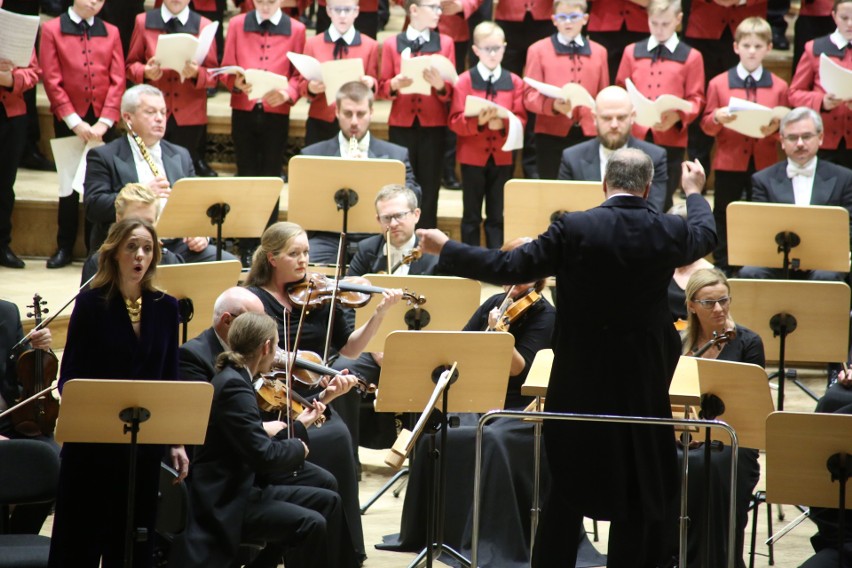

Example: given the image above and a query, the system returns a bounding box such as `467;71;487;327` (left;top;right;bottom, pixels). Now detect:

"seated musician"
83;84;235;263
299;81;421;264
382;238;558;566
673;268;763;568
168;312;358;568
81;183;183;285
738;107;852;281
244;221;403;563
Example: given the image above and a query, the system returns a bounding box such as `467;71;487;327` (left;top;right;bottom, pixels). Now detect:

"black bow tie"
260;19;274;32
78;19;90;37
566;41;579;56
651;44;665;63
408;36;425;53
744;74;757;101
164;17;181;34
333;37;349;60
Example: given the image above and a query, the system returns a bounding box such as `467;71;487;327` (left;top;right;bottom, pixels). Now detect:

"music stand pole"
206;203;230;261
120;405;149;568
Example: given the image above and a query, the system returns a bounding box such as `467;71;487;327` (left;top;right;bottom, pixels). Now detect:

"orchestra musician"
417;149;716;567
49;217;188;568
244;221;403;563
169;312;357;568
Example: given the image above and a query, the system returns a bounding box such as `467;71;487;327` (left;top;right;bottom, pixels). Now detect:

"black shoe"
194;159;218;177
240;248;255;269
0;247;25;269
773;32;790;50
46;249;73;269
442;171;462;190
20;149;56;172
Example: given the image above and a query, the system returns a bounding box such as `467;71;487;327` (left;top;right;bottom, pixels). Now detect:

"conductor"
417;148;717;567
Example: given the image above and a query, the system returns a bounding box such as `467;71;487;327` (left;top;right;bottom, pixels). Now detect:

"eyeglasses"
782;133;819;144
378;210;414;224
553;12;585;22
477;44;506;55
693;296;731;310
329;6;358;15
419;3;443;13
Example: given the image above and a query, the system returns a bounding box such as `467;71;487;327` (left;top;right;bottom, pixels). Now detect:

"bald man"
557;85;668;212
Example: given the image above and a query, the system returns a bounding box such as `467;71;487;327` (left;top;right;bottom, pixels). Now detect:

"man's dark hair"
604;148;654;194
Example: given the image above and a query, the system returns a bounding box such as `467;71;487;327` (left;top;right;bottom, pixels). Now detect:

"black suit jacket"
437;193;716;521
179;326;222;382
0;300;24;413
347;234;439;276
84;136;195;249
751;159;852;240
300;136;422;203
557;136;668;213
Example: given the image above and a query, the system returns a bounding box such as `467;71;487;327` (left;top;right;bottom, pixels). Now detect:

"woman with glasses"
675;268;763;568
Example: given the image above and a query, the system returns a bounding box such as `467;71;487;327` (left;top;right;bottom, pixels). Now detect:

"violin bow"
321;232;347;366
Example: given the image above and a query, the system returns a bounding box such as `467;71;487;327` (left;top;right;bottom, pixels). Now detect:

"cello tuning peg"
42;308;49;314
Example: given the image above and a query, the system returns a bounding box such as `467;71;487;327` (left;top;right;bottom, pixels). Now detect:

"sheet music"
463;95;524;151
819;53;852;100
50;136;104;197
725;96;790;138
523;77;595;109
209;66;289;100
626;78;693;128
399;52;458;96
287;51;323;81
155;33;199;75
0;8;39;67
288;52;365;105
193;21;218;64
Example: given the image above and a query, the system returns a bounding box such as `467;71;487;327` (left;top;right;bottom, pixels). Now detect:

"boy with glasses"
449;21;526;248
301;0;379;146
522;0;608;180
316;0;380;39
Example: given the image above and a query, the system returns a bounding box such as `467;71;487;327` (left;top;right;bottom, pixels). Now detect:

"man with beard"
557;85;668;212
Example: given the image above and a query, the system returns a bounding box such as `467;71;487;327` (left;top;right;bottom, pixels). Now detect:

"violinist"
245;221;403;563
674;268;763;568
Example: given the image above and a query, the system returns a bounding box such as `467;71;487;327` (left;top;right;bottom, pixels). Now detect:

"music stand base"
408;543;471;568
360;468;409;515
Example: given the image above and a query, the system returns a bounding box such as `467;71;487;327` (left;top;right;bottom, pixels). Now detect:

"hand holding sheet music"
398;50;458;96
819;53;852;100
154;23;218;80
287;52;366;105
0;8;39;67
463;95;524;151
723;97;789;139
211;66;289;101
522;77;595;110
625;78;693;128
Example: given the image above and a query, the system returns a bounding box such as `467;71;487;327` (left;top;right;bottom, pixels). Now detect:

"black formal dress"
436;192;716;566
49;287;180;568
248;286;366;558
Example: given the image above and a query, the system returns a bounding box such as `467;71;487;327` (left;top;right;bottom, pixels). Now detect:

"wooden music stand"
377;331;513;568
287;156;405;234
729;279;850;409
354;275;481;352
153;260;243;344
520;348;552;546
156;177;283;260
55;379;213;568
766;411;852;567
503;179;602;242
727;202;850;274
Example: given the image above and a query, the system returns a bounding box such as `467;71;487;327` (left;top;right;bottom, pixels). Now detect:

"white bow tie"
786;163;816;178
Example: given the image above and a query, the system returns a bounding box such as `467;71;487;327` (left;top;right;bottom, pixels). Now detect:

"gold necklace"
124;297;142;323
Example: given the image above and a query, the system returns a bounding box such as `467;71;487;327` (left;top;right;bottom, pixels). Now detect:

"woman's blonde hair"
243;222;306;287
682;268;734;354
215;312;278;371
90;218;162;299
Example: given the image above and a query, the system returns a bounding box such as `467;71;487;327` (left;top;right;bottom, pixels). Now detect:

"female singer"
677;268;763;568
244;221;402;562
49;218;186;568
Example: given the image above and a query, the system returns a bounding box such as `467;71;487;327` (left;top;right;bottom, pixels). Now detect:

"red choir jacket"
616;38;705;148
126;10;219;126
40;14;125;124
155;0;217;10
701;67;787;171
220;12;305;115
523;35;608;137
378;31;455;127
789;35;852;150
449;67;527;166
438;0;484;42
588;0;650;33
494;0;552;21
300;30;379;123
684;0;767;40
1;51;39;118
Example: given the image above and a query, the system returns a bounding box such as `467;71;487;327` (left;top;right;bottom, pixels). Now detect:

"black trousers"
389;122;445;229
460;159;512;248
304;117;339;147
496;14;552;76
589;26;649;84
535;129;590;181
0;108;28;249
192;0;226;62
793;15;835;74
315;8;379;39
165;115;205;166
660;143;686;213
820;138;852;171
712;168;753;269
100;0;145;55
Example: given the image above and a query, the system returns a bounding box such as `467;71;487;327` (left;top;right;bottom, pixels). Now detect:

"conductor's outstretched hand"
681;159;706;196
416;229;449;256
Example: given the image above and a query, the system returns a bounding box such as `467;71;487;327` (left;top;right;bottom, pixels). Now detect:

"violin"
379;247;423;275
10;294;60;437
285;273;426;312
691;328;736;358
274;348;377;397
254;373;327;428
487;289;542;332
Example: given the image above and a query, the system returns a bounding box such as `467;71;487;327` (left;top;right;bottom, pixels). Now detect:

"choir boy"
317;0;380;39
616;0;705;212
448;21;526;248
126;0;220;176
793;0;834;72
40;0;125;269
301;0;379;146
789;0;852;167
522;0;608;180
379;0;455;230
701;17;787;273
